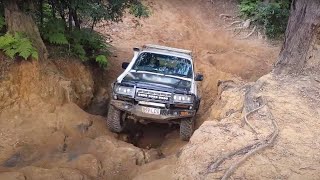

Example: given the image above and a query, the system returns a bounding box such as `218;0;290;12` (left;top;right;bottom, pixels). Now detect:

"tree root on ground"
221;103;279;180
241;103;265;134
225;21;242;28
205;98;279;179
240;26;257;39
224;19;258;39
219;14;233;19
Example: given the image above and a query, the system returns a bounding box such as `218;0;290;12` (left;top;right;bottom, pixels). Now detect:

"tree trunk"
68;6;73;31
4;0;48;60
66;0;80;30
72;9;80;30
274;0;320;75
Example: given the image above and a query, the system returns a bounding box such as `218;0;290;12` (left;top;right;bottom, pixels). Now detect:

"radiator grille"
136;89;171;101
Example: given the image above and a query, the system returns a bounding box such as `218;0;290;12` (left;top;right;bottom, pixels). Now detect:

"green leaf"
95;55;108;68
0;34;16;49
48;33;69;45
19;48;31;60
31;50;39;60
0;32;39;60
4;48;17;59
129;2;150;18
72;43;87;61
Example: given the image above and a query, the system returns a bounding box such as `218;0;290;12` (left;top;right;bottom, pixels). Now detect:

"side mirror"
122;62;129;69
195;73;204;81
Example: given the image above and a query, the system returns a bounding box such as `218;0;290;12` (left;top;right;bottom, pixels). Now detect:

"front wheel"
180;118;195;141
107;105;126;133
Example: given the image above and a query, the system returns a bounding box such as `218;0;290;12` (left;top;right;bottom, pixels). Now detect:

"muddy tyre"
107;105;125;133
180;118;195;141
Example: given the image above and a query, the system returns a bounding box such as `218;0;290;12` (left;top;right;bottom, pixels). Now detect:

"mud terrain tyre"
107;105;125;133
180;118;195;141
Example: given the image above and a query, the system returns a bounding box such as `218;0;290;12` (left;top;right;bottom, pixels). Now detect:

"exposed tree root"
226;19;251;36
205;97;279;179
240;26;257;39
207;141;261;173
241;103;265;134
219;14;233;19
221;104;279;179
242;19;251;29
227;26;245;31
225;21;242;28
224;19;257;39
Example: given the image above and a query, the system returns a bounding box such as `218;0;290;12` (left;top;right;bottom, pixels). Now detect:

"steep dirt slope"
0;57;156;180
134;73;320;179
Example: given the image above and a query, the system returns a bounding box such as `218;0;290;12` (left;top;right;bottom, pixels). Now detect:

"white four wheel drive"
107;44;203;140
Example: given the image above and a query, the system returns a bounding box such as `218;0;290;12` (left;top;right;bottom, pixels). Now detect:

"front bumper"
110;100;196;122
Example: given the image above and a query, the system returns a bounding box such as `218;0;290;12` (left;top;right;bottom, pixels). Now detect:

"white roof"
142;44;193;60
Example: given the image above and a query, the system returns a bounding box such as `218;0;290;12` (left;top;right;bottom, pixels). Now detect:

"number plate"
141;106;161;115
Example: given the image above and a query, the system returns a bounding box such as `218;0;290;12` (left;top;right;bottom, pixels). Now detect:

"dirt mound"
135;73;320;179
0;58;155;179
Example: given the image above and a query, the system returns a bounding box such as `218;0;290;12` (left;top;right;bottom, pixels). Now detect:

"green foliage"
95;55;108;68
72;43;87;61
0;0;149;68
69;29;110;67
42;18;68;45
103;0;133;21
130;2;150;18
69;29;109;54
0;33;38;60
239;0;259;18
74;0;137;23
239;0;291;38
40;17;110;67
77;1;108;23
0;16;5;30
255;2;290;38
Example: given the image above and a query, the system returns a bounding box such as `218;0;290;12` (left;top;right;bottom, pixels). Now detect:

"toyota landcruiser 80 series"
107;44;203;140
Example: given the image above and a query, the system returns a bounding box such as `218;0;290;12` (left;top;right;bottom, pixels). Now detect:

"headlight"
114;85;135;97
173;94;193;103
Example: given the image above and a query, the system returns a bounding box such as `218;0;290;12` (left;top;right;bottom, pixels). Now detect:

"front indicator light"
114;85;135;97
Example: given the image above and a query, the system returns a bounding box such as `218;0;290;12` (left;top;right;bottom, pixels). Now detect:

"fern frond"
72;43;87;61
48;33;68;45
0;32;38;60
31;50;39;60
95;55;108;68
4;48;17;59
0;34;16;49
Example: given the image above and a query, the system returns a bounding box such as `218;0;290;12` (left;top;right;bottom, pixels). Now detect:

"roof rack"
143;44;192;56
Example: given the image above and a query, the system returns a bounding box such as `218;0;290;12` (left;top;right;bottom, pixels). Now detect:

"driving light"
114;85;135;97
173;94;193;103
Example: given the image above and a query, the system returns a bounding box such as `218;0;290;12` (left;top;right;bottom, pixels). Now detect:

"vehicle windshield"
132;52;193;78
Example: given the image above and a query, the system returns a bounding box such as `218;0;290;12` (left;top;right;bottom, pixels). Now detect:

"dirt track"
95;0;279;150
